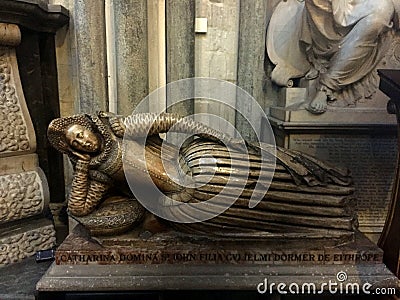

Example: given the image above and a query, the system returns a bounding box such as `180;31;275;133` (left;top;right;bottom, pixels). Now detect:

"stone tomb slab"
36;225;399;299
37;263;399;293
37;227;400;294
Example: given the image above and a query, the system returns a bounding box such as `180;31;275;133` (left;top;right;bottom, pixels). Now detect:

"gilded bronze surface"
48;112;357;237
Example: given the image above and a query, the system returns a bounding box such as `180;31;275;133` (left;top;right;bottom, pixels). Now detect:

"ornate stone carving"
0;170;47;224
0;224;56;265
0;48;31;154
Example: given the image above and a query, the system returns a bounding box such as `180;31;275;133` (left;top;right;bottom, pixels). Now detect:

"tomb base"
37;263;399;293
36;226;399;296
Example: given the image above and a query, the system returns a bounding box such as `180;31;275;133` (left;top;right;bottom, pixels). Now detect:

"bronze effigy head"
47;114;101;156
65;124;101;153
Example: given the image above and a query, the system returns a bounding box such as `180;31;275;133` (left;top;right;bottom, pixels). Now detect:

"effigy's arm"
68;160;110;216
120;112;243;148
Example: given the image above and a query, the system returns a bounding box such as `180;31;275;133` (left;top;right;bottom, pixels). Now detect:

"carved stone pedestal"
0;23;58;266
0;0;68;268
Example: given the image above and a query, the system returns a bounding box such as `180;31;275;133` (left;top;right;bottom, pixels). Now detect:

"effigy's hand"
71;150;91;162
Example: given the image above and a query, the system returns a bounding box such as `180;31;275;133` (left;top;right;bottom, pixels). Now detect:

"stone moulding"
0;0;69;34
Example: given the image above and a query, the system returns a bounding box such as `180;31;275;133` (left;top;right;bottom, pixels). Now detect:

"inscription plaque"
55;225;382;266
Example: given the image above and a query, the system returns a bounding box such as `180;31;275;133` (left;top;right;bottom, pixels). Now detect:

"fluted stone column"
114;0;149;115
236;0;269;141
74;0;108;113
166;0;195;116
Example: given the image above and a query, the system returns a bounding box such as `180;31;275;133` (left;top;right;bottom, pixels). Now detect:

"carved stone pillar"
0;22;57;266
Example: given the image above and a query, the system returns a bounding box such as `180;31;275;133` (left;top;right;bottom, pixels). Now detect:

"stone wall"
51;0;275;124
194;0;239;136
49;0;289;184
51;0;149;116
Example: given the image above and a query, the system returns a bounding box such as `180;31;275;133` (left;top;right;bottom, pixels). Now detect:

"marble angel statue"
267;0;400;114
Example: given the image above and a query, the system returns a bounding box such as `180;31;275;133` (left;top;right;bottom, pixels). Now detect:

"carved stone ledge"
0;218;56;266
0;150;53;266
0;154;49;222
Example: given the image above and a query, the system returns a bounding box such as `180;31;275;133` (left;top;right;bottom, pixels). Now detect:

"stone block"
0;169;48;224
277;87;307;108
0;21;60;267
0;218;56;266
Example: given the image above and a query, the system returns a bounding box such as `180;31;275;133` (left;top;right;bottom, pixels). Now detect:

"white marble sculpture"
267;0;400;114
